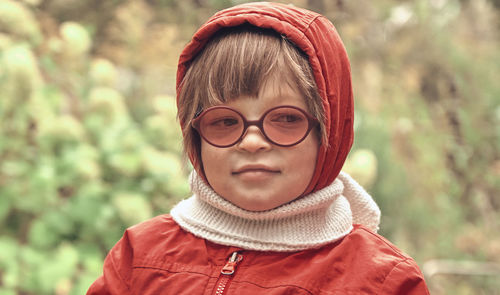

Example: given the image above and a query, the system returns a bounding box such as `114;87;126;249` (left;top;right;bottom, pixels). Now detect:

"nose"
236;125;272;153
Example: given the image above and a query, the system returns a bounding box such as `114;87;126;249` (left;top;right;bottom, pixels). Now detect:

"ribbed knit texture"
170;171;381;252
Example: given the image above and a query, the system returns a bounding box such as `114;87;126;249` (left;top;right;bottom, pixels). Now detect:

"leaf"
89;58;117;87
19;246;44;291
59;22;91;57
0;195;10;224
0;288;16;295
343;149;378;187
37;243;79;293
112;192;152;226
28;217;59;249
0;237;19;288
108;152;142;177
70;273;99;295
0;0;42;44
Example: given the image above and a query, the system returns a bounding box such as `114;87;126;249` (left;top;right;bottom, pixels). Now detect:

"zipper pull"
221;251;242;275
213;252;243;295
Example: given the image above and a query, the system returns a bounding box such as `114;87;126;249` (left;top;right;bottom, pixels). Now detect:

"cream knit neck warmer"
170;171;381;252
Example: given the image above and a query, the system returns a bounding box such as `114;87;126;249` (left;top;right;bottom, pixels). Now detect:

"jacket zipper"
212;251;243;295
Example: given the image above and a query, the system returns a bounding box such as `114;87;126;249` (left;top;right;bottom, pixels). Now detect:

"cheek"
200;141;228;178
200;141;216;170
293;136;319;175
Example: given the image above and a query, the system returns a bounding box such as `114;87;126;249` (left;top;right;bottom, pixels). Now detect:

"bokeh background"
0;0;499;294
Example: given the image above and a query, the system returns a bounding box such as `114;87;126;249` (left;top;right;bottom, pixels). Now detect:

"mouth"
232;167;280;182
232;165;281;175
232;165;281;182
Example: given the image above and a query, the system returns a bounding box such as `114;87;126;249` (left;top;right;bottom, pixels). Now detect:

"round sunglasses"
191;105;319;148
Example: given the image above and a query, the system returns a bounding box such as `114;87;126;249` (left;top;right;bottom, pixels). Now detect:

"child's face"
200;80;319;211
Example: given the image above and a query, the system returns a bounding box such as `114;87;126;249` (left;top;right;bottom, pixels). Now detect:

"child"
87;2;430;294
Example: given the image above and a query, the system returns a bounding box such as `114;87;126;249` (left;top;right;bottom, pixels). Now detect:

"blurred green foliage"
0;0;499;294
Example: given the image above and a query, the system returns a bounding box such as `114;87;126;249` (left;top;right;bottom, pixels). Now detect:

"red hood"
176;2;354;194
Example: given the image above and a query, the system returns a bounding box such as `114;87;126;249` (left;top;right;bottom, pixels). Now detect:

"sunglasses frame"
191;105;319;148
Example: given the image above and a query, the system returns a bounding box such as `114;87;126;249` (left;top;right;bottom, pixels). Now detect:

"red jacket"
87;215;429;294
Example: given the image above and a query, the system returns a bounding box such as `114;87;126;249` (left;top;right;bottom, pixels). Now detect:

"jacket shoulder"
86;214;196;294
126;214;178;237
123;214;196;257
349;225;412;258
345;225;430;294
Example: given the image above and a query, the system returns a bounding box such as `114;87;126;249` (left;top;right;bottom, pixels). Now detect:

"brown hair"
177;25;325;167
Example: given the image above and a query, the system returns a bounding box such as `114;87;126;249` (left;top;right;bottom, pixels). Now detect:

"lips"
232;165;280;182
233;164;280;174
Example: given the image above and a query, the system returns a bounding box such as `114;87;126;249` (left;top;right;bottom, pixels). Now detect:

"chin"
227;198;268;211
236;198;286;212
241;205;276;212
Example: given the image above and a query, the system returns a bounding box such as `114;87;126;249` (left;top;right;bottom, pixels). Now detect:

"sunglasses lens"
198;108;243;146
264;107;309;146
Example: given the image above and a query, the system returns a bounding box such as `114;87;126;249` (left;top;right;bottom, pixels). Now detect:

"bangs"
206;26;282;105
182;25;317;109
